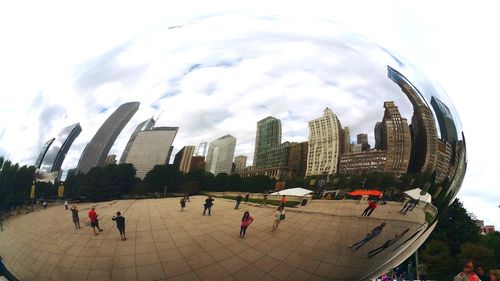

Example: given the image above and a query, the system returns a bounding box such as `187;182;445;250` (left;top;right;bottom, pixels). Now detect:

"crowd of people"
61;193;288;241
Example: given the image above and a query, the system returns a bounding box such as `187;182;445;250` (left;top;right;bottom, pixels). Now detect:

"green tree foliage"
427;199;480;255
479;232;500;268
65;163;137;200
0;156;36;211
421;240;456;280
458;242;496;271
143;164;184;193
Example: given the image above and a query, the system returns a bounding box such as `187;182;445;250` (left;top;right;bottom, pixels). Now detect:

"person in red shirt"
239;211;254;237
367;200;378;216
88;207;103;235
454;260;480;281
280;195;286;205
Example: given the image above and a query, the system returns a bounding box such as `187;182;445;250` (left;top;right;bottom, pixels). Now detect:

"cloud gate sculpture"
0;15;466;281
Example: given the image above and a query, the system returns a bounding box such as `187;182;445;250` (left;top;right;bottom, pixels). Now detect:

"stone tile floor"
0;196;426;281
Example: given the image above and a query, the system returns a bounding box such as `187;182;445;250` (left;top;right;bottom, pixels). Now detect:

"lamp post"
163;185;168;198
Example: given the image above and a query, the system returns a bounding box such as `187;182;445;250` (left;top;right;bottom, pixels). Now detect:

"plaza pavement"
0;196;426;281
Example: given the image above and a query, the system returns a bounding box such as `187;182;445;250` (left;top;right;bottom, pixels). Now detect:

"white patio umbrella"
404;188;432;203
271;187;313;196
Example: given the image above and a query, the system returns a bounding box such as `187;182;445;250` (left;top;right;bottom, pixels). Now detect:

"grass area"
221;196;300;208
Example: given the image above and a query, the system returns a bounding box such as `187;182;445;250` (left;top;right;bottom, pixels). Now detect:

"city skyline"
1;10;494;229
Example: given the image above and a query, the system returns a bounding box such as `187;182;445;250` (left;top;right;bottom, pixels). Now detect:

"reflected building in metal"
119;117;155;163
76;102;139;174
306;107;343;177
34;138;55;168
35;123;82;182
205;134;237;175
124;127;179;179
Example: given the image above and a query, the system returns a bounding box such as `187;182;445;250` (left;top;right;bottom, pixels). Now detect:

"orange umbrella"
347;189;382;197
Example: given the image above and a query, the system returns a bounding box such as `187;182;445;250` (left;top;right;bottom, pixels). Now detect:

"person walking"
203;196;214;216
184;193;190;202
112;212;126;241
180;197;186;211
261;192;268;206
454;260;480;281
235;194;242;210
64;201;68;210
272;205;285;232
88;207;103;235
43;201;47;209
70;205;81;229
367;200;378;216
244;193;250;202
361;200;373;216
239;211;254;237
280;195;286;206
349;223;386;251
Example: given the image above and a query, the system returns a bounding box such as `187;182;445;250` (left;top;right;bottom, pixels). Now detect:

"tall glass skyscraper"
119;117;156;163
205;134;237;176
77;102;140;174
253;116;282;168
35;138;55;168
124;127;178;179
39;123;82;174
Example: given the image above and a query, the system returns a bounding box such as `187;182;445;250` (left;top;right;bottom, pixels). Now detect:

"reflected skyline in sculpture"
0;15;466;281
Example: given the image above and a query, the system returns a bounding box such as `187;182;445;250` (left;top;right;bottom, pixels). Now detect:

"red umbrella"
347;189;382;197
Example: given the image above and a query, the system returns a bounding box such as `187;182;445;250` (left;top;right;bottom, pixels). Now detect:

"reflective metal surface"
0;15;466;280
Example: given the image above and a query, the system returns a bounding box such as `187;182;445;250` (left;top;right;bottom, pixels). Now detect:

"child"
112;212;126;241
240;211;254;237
180;197;186;211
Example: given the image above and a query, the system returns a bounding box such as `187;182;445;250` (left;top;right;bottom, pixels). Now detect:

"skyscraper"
253;116;282;168
119;118;155;163
387;66;438;173
430;96;458;143
306;108;343;176
77;102;140;174
105;154;117;166
343;127;351;154
374;122;382;150
379;101;412;176
125;127;178;179
233;155;247;174
39;123;82;174
288;141;308;178
35;138;55;168
357;133;370;151
205;134;237;176
173;145;196;173
197;142;208;157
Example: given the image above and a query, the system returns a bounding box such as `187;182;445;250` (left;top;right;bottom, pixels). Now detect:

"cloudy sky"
0;1;498;227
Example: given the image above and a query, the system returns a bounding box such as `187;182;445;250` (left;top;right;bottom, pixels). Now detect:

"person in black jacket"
112;212;126;241
203;196;214;216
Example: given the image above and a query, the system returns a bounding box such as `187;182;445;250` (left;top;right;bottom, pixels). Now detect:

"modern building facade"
342;127;351;154
338;150;387;175
173;145;196;173
233;155;248;174
105;154;117;166
205;134;237;176
387;66;438;173
357;133;370;151
287;141;308;178
306;108;343;177
379;101;412;176
77;102;140;174
36;123;82;182
197;142;208;157
124;127;178;179
253;116;282;168
119;118;155;163
190;156;206;171
430;96;458;144
239;166;294;181
35;138;55;168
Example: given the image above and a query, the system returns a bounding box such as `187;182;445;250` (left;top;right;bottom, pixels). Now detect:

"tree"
421;240;456;280
480;232;500;268
458;242;496;271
